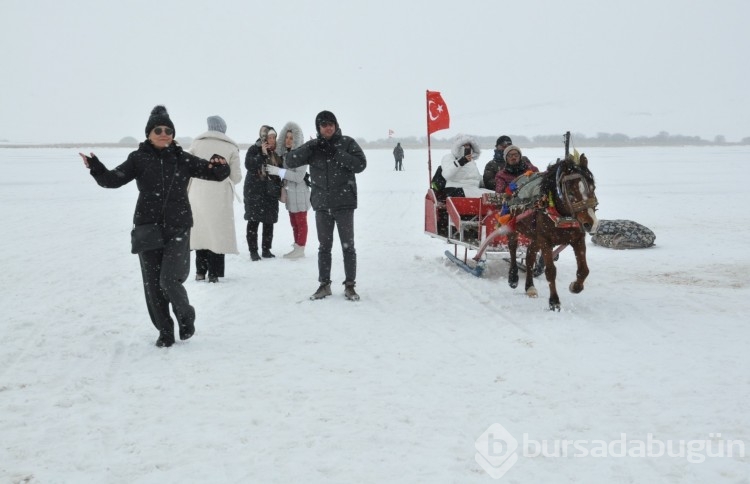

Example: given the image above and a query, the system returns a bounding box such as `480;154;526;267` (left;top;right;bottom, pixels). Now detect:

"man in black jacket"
286;110;367;301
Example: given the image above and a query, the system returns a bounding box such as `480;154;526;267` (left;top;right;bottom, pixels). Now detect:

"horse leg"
507;233;519;288
541;243;560;311
524;243;538;297
569;235;589;294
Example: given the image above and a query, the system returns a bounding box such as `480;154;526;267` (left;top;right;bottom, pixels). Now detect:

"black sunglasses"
153;127;174;136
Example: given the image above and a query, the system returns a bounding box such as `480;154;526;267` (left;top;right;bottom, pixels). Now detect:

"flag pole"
426;90;433;187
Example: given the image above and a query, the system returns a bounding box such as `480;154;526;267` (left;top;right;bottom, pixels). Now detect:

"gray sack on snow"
591;219;656;249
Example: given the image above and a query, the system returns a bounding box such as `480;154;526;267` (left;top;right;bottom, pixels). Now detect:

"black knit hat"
496;135;512;147
145;105;175;137
315;110;338;133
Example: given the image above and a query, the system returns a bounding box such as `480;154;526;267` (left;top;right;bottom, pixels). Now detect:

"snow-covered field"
1;145;749;483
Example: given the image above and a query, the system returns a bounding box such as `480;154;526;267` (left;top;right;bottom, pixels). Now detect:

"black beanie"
496;135;512;147
315;110;338;133
145;105;175;137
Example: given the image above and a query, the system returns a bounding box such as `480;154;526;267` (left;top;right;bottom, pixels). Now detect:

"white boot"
283;243;305;259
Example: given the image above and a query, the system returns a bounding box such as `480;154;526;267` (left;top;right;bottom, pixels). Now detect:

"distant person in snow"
266;121;311;259
393;142;404;171
482;135;512;191
187;115;242;283
440;133;493;198
494;144;539;195
243;125;284;261
286;110;367;301
79;105;230;348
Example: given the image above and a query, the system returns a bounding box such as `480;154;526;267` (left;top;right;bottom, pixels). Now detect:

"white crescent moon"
428;100;440;121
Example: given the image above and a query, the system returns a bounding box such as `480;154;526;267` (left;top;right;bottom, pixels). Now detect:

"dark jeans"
246;220;274;252
195;249;225;278
315;208;356;284
138;226;194;335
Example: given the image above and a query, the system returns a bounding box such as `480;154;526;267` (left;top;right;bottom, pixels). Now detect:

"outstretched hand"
79;152;97;168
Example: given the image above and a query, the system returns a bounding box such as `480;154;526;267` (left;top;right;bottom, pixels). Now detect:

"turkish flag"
426;90;450;135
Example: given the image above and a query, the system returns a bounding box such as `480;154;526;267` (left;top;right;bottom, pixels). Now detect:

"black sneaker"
208;275;219;283
344;282;360;301
310;283;332;300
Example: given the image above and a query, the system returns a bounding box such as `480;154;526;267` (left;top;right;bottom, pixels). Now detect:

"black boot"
262;249;275;258
156;331;175;347
310;282;332;300
178;307;196;341
250;250;261;261
344;281;360;301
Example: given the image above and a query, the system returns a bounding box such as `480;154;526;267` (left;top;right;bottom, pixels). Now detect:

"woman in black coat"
80;105;230;348
243;125;283;261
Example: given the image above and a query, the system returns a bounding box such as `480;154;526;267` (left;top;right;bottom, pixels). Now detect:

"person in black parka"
80;105;230;348
393;142;404;171
286;110;367;301
243;125;284;261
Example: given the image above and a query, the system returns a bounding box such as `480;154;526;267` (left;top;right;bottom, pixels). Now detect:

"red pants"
289;211;308;246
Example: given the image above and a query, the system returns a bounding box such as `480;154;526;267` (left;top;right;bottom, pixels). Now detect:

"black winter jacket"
243;143;283;224
286;130;366;211
89;141;230;228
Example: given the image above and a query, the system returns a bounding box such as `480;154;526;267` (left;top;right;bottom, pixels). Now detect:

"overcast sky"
1;0;748;143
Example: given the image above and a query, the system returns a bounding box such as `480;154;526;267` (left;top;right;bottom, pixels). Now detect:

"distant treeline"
2;131;748;149
362;132;750;149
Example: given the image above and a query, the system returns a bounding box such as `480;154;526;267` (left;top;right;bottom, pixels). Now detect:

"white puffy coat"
440;133;491;198
187;131;242;254
275;121;311;213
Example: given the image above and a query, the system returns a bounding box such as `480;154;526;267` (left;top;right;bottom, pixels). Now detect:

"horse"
506;153;599;310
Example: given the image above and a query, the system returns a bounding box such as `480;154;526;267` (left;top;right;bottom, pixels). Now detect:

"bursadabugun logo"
475;423;746;479
474;423;519;479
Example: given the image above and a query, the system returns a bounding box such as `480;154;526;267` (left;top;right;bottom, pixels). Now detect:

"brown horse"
507;153;599;310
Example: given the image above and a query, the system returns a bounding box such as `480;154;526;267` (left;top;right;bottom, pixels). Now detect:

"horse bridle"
555;166;598;215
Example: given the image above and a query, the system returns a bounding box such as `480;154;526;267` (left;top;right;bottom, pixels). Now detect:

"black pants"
138;226;194;335
315;208;356;284
246;220;274;252
195;249;225;278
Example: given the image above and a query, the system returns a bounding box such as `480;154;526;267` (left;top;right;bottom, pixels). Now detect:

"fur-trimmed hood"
450;134;481;160
275;121;305;155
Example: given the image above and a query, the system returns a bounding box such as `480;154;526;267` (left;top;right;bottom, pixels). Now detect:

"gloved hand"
317;138;336;156
457;156;470;166
266;165;287;178
79;152;99;168
265;164;279;175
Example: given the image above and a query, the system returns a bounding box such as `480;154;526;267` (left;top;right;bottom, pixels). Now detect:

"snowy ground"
1;145;749;483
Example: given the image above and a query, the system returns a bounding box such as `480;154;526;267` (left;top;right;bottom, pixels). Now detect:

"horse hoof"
569;282;584;294
526;287;538;298
509;276;518;289
549;302;561;311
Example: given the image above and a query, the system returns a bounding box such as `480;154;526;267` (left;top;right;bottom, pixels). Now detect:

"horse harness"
496;165;598;230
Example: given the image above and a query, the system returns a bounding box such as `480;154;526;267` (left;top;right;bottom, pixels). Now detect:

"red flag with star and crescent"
426;90;450;135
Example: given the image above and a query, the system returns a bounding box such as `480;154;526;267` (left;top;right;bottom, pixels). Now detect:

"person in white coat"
266;121;311;258
440;133;492;198
187;116;242;282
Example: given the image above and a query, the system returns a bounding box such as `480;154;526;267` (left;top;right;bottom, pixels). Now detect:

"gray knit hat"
207;115;227;134
503;145;522;160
